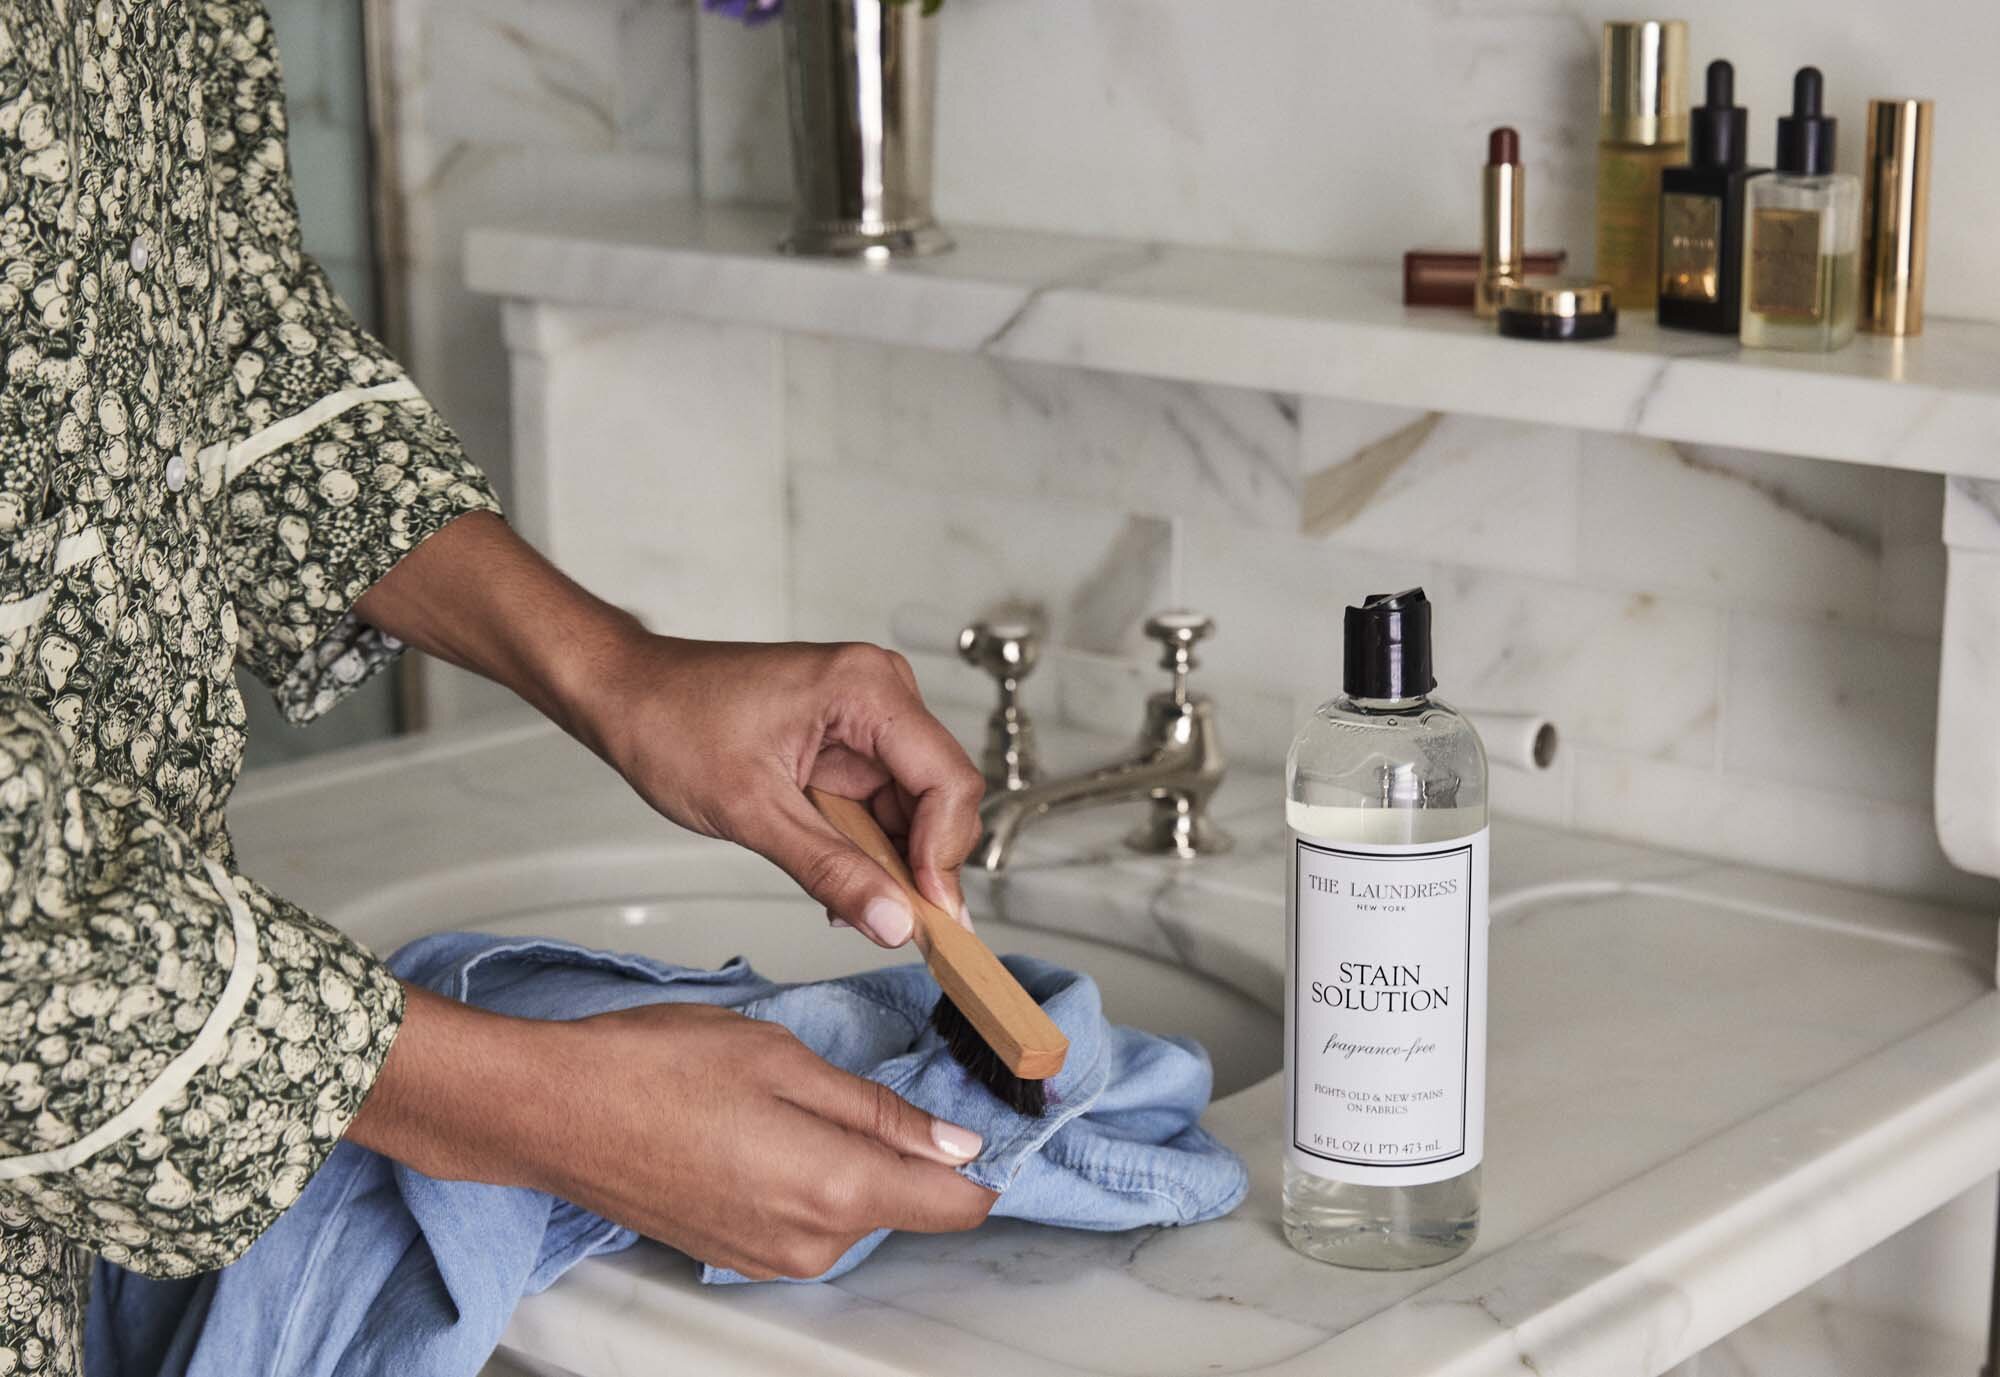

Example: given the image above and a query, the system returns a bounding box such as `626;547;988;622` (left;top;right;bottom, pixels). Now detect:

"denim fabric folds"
88;934;1247;1377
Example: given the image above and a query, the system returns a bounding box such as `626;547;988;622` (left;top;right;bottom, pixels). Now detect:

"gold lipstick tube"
1477;128;1525;319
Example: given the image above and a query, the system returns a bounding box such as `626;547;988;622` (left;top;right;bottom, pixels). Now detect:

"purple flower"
702;0;782;23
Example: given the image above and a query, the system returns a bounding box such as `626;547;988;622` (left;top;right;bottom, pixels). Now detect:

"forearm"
346;985;568;1190
357;510;983;934
354;512;639;754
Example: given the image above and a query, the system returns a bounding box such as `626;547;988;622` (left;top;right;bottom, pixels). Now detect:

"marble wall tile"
617;0;699;153
782;337;1301;529
1575;437;1901;625
510;306;789;640
693;15;788;205
1177;515;1432;710
397;142;696;509
1299;403;1581;579
1432;565;1723;767
1723;614;1939;806
1177;518;1723;766
788;466;1172;662
381;0;696;594
423;0;625;151
1572;750;1994;909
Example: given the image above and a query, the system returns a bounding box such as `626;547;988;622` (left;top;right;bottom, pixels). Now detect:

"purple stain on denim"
702;0;781;23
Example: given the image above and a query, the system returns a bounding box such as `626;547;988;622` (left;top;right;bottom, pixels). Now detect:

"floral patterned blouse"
0;0;500;1367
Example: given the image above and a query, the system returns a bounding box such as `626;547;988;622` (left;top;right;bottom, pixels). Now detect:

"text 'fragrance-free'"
1283;589;1490;1270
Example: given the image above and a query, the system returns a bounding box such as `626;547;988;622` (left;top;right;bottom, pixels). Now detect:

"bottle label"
1287;829;1488;1187
1660;192;1722;303
1749;207;1827;321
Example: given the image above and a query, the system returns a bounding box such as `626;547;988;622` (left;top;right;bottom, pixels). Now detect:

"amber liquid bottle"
1741;67;1861;352
1595;20;1688;313
1658;59;1766;333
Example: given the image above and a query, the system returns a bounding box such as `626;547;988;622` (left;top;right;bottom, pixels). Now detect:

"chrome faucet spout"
975;690;1230;872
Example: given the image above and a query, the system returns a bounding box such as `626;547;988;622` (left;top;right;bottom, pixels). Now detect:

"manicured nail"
931;1120;982;1161
862;896;915;947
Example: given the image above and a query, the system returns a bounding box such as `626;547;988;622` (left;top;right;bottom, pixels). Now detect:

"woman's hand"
355;513;986;946
349;988;998;1280
577;635;984;947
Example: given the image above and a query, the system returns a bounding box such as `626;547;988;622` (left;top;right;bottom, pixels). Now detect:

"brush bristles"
930;995;1049;1117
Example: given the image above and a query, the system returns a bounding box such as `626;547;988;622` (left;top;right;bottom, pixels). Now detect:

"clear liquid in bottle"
1283;589;1489;1270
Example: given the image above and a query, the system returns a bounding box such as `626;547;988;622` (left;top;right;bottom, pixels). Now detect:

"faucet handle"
1144;610;1214;700
959;620;1040;792
958;620;1041;682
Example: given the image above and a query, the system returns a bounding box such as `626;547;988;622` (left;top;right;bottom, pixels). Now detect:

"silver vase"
779;0;951;258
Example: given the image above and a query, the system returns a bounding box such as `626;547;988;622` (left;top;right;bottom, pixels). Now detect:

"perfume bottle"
1595;19;1688;313
1283;589;1490;1270
1741;67;1861;352
1658;60;1765;333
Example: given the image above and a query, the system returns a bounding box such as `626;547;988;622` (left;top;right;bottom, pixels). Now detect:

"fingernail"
862;897;915;947
827;916;853;929
956;900;974;931
930;1120;982;1161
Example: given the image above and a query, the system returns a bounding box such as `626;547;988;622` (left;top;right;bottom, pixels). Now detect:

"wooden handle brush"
807;787;1067;1113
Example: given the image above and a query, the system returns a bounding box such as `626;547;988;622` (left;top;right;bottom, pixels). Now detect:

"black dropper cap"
1775;66;1837;175
1343;589;1435;700
1689;59;1747;169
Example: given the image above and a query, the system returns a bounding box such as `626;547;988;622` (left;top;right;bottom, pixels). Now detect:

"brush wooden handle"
807;787;1069;1081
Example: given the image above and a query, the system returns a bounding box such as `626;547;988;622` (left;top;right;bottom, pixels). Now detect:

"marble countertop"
465;199;2000;480
231;715;2000;1377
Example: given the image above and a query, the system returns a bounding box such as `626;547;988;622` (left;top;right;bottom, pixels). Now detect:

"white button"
129;238;149;271
165;454;187;492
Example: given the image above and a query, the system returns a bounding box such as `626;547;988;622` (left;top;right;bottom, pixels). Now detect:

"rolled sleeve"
0;697;403;1276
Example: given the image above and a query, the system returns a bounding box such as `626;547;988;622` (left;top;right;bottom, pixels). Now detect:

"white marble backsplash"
780;334;1990;909
378;0;696;494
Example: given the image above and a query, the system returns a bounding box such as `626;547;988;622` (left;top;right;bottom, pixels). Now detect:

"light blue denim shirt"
88;934;1247;1377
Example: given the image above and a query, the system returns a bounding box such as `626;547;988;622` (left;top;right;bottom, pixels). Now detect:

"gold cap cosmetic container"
1600;20;1689;146
1596;20;1687;311
1860;97;1933;336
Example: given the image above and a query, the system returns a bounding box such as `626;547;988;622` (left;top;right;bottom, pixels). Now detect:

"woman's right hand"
348;986;997;1280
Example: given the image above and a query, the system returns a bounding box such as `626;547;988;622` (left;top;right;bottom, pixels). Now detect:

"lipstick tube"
1477;127;1525;319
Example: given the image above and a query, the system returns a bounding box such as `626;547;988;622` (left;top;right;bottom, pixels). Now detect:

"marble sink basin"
463;891;1281;1097
235;723;2000;1377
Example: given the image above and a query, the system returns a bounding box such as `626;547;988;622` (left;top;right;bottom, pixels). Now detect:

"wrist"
350;986;574;1193
537;606;656;759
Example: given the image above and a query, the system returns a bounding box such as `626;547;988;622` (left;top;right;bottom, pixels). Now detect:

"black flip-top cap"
1344;588;1436;699
1775;66;1837;175
1690;59;1747;168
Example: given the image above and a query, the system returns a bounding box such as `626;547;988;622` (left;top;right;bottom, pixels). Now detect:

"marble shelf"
466;199;2000;480
235;714;2000;1377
